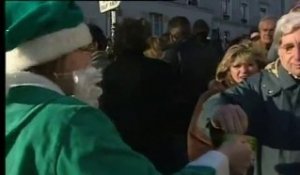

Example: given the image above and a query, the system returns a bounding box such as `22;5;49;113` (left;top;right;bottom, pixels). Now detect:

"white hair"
258;16;277;29
273;12;300;49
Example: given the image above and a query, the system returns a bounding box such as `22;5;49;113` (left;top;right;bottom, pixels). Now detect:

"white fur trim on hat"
6;23;92;73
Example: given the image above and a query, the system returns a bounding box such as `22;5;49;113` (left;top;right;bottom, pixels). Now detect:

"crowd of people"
5;1;300;175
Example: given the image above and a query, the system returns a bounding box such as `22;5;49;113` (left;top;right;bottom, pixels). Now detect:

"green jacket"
6;72;227;175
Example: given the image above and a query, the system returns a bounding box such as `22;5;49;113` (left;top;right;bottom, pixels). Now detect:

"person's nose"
295;45;300;61
239;65;249;74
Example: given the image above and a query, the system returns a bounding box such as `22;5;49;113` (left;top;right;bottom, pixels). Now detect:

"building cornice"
212;17;255;29
157;1;213;14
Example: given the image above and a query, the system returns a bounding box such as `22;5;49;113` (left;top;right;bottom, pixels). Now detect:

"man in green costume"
5;1;252;175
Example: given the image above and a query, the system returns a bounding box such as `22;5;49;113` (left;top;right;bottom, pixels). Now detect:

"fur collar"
6;72;64;96
265;59;280;78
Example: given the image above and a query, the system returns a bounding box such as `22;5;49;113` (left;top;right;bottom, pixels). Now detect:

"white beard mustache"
72;66;103;108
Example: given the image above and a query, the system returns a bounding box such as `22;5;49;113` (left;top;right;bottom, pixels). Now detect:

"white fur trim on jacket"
187;151;229;175
6;23;92;73
6;72;64;97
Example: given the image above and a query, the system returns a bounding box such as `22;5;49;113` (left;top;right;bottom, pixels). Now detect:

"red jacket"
187;80;226;161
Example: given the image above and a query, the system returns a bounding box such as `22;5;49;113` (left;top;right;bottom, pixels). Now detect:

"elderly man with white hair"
199;12;300;175
267;1;300;62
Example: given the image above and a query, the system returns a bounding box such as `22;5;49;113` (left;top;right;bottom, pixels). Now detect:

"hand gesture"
212;104;248;134
218;135;253;175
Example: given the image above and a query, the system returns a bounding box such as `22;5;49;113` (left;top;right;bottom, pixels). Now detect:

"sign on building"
99;1;121;13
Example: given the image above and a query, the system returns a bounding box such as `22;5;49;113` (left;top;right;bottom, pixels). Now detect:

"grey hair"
258;16;277;29
273;12;300;49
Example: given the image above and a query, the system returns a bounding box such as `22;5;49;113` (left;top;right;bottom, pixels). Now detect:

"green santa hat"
5;1;92;73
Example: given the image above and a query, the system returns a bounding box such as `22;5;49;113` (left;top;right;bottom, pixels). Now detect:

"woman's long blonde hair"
216;40;266;87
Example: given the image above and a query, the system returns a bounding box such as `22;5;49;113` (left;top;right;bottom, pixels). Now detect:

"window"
186;0;198;6
222;0;231;20
149;13;163;36
260;6;267;18
240;2;249;24
224;30;230;40
223;30;231;48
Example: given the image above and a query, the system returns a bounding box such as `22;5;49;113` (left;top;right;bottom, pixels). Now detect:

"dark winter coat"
100;52;186;173
200;60;300;175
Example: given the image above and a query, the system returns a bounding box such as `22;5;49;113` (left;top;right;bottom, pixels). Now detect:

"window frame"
149;12;164;37
186;0;198;6
222;0;231;20
259;5;268;18
240;1;249;24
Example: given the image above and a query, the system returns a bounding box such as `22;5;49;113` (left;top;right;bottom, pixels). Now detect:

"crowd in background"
89;2;300;174
90;12;276;173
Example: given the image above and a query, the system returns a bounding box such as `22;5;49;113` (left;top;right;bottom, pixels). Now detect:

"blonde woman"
187;40;266;161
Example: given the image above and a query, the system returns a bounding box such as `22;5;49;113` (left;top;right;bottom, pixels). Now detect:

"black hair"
168;16;190;29
167;16;191;36
113;18;151;56
87;23;107;51
193;19;209;33
225;34;250;51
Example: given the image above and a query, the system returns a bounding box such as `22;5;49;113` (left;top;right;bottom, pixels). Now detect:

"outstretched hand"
212;104;248;134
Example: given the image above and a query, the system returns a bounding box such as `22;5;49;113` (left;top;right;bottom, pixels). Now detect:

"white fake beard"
72;66;103;108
